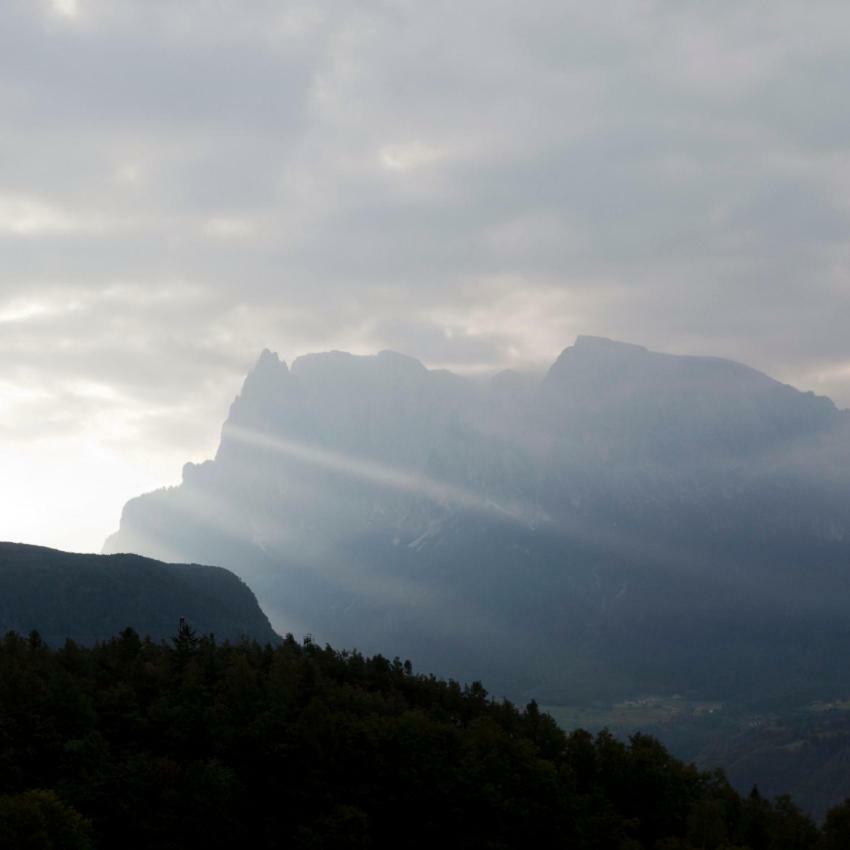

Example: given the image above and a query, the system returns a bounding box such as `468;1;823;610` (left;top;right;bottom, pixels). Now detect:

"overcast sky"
3;0;850;552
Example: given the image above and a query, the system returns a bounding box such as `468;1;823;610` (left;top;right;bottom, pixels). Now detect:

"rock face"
104;337;850;702
0;542;279;646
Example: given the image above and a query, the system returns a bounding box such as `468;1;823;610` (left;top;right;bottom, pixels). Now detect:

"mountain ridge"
104;336;850;708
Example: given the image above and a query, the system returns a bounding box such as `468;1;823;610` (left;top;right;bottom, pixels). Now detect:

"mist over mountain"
0;543;279;646
104;336;850;705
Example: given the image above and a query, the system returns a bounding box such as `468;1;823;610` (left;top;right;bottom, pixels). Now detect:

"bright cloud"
50;0;79;18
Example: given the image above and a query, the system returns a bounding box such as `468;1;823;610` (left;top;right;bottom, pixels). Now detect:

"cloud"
0;194;110;236
3;0;850;550
49;0;80;19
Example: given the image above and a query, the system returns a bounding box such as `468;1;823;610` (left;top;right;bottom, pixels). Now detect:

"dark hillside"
0;543;279;646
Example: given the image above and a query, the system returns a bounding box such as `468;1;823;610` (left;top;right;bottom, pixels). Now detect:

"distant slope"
0;542;279;645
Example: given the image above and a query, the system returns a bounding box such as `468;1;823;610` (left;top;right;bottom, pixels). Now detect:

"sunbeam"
219;422;539;525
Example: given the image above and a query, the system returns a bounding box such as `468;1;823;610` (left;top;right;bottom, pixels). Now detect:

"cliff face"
0;542;279;646
103;337;850;701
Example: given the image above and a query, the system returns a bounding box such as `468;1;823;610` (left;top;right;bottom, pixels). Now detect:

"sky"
2;0;850;553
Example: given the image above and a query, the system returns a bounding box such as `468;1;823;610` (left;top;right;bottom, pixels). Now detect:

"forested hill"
0;542;278;646
2;629;849;850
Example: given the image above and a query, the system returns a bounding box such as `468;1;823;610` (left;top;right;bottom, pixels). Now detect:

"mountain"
104;337;850;707
0;542;279;645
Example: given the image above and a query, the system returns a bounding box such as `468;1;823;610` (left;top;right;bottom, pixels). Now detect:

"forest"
2;626;850;849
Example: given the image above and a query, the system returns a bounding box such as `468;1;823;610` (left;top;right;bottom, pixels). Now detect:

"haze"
2;0;850;552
